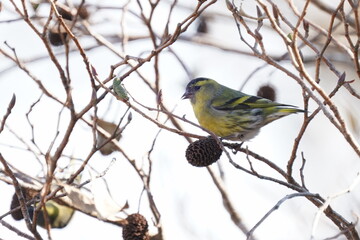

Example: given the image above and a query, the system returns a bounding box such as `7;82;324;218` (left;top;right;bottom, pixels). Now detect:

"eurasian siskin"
182;77;304;141
10;192;75;229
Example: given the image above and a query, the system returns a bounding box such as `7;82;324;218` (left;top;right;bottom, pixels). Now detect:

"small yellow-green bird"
182;77;304;141
28;201;75;229
11;193;74;229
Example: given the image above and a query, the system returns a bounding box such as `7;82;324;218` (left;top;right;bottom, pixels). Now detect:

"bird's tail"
277;106;306;114
265;105;305;124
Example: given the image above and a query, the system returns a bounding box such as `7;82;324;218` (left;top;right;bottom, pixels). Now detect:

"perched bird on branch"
11;192;75;229
28;201;75;229
182;77;304;141
10;160;80;228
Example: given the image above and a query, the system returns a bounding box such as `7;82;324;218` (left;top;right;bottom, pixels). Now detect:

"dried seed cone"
185;137;223;167
123;213;149;240
197;17;208;33
77;5;90;19
257;85;276;102
10;193;24;220
57;7;73;21
48;31;68;46
10;188;30;221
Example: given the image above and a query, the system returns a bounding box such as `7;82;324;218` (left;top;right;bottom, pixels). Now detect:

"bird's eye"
194;86;201;91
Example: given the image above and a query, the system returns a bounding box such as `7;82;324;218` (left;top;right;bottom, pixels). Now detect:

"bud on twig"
113;77;129;102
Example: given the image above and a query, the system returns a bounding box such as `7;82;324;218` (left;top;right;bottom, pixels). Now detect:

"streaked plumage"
182;77;304;141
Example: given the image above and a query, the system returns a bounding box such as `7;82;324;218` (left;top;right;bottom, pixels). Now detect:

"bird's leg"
221;140;244;154
232;141;244;154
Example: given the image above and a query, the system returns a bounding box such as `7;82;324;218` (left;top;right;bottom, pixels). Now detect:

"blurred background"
1;0;360;239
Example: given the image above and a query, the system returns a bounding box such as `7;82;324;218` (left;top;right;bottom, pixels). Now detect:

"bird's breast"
192;103;234;137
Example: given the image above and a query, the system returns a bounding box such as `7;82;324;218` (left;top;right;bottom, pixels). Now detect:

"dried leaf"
90;178;125;220
92;117;121;155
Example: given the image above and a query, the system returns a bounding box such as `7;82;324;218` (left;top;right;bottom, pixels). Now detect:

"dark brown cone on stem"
123;213;149;240
185;137;223;167
257;84;276;101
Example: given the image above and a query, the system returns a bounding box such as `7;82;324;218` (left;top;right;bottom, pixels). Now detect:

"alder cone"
185;137;223;167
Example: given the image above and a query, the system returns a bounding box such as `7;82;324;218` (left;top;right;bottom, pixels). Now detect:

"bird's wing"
47;201;75;228
212;95;291;111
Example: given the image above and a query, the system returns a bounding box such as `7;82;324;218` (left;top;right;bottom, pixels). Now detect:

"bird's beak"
182;89;193;100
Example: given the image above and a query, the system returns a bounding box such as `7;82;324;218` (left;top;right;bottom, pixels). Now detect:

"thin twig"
0;154;43;240
247;192;319;239
0;94;16;134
